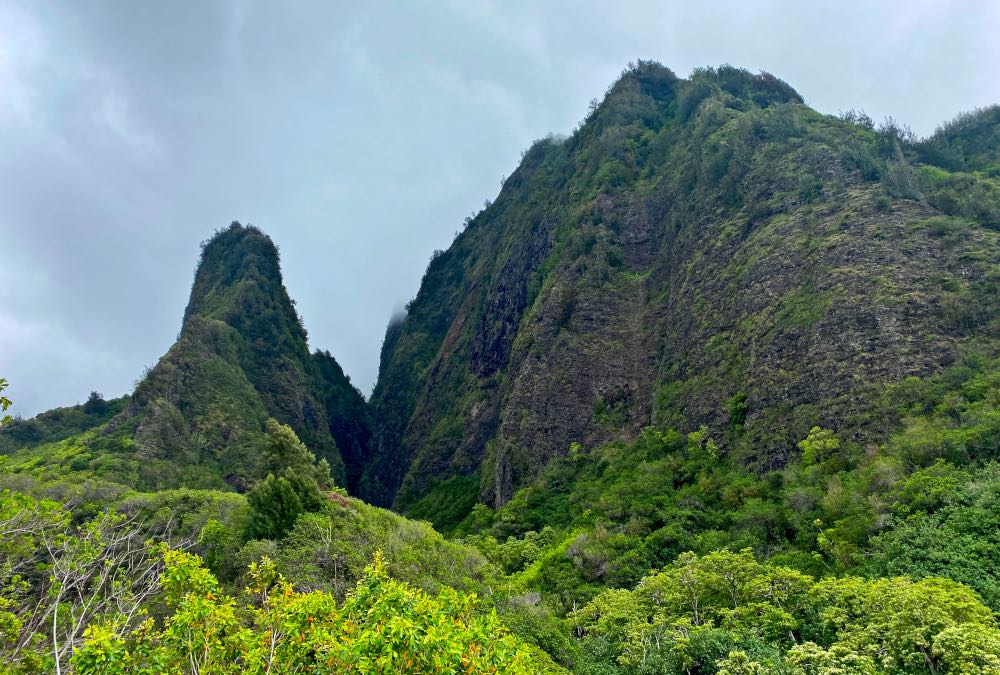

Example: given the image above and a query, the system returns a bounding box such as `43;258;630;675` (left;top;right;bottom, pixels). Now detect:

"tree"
246;473;307;541
578;549;1000;674
245;421;331;540
786;641;876;674
0;378;12;427
0;490;169;674
82;392;107;415
812;575;1000;674
260;419;330;487
798;427;840;466
715;650;771;675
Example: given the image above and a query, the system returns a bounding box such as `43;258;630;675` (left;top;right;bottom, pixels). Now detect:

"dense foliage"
72;551;536;674
0;391;125;454
574;550;1000;674
0;487;538;674
430;344;1000;670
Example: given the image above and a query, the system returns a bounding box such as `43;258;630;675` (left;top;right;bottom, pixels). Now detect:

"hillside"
364;63;1000;522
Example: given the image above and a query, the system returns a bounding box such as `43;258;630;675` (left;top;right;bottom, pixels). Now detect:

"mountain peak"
610;60;679;100
183;221;287;324
73;221;371;491
691;64;802;106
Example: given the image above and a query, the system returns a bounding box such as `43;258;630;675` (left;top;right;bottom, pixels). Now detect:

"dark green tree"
246;420;330;539
246;473;306;540
82;391;107;415
260;418;330;487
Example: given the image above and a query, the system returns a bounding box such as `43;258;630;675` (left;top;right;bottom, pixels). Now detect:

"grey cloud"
2;0;998;417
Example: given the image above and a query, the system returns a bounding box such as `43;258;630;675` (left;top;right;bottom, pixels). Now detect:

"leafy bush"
72;551;541;674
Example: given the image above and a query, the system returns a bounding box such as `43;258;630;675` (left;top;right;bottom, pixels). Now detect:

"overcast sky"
2;1;999;418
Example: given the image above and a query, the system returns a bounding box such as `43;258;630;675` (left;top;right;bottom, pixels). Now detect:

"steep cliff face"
363;62;1000;516
106;223;370;489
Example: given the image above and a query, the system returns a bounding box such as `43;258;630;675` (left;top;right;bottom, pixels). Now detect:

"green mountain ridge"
364;62;1000;520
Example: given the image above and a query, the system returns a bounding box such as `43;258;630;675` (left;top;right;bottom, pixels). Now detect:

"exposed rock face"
363;63;1000;515
470;221;552;378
